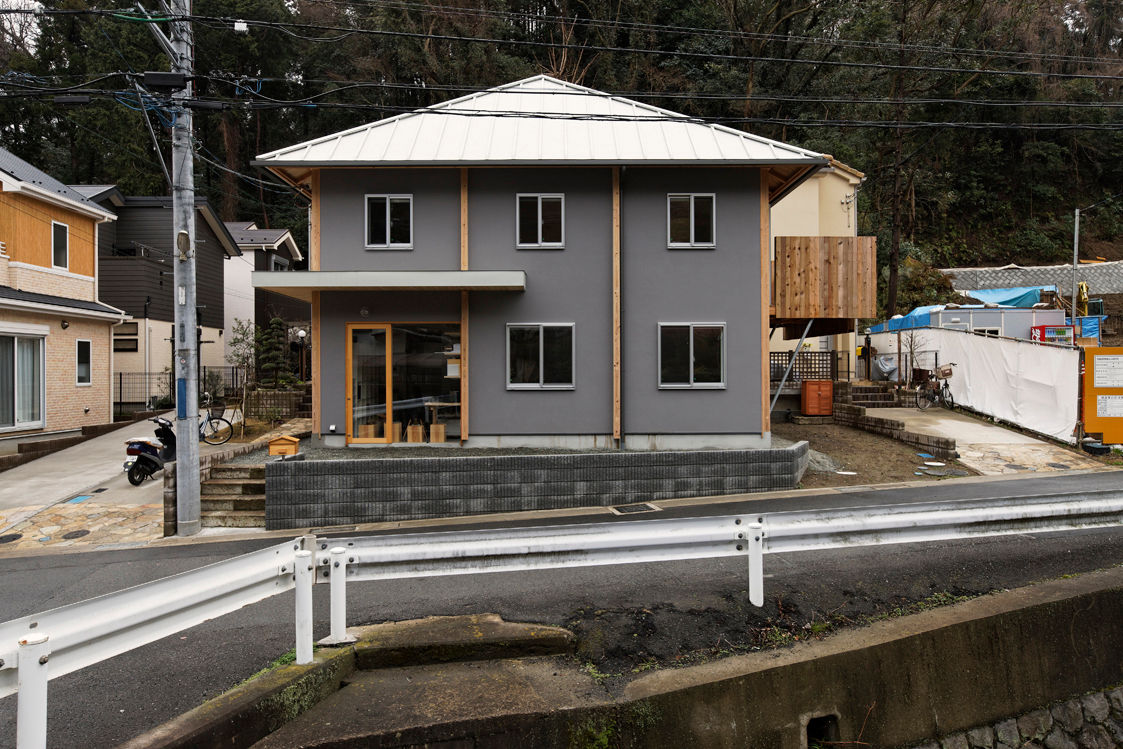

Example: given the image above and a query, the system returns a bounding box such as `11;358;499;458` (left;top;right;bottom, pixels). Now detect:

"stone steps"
201;477;265;495
200;494;265;512
209;464;265;479
200;463;267;527
200;510;266;528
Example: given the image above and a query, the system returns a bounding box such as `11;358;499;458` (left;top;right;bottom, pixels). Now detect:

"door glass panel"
351;328;387;439
0;336;13;427
392;325;461;440
16;337;41;423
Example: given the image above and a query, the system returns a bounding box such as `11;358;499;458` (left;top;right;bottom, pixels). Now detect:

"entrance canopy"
253;270;527;303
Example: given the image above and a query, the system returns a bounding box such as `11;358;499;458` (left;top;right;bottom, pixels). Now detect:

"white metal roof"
255;75;826;168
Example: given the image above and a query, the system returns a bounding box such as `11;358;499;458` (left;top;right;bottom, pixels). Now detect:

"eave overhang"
253;270;527;303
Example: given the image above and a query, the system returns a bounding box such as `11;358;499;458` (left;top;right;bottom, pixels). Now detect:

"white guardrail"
2;489;1122;748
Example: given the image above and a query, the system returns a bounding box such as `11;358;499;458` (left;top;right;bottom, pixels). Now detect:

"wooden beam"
760;169;771;436
309;170;321;271
311;290;321;435
612;167;621;443
460;168;469;271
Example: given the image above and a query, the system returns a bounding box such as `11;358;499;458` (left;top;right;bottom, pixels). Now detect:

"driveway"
0;414;237;536
875;407;1105;475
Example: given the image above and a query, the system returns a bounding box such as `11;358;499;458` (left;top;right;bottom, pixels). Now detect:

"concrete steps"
200;463;267;527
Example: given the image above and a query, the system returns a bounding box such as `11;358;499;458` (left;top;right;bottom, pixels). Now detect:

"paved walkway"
876;407;1105;475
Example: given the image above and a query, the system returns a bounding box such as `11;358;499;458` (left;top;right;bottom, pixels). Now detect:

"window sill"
667;244;716;250
507;384;576;391
364;246;414;251
516;245;566;251
658;383;726;390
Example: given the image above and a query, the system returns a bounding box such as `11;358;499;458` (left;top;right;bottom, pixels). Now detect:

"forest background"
0;0;1121;315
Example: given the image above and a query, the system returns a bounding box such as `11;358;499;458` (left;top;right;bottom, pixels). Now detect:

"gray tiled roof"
943;261;1123;294
0;147;107;212
0;285;124;316
228;228;289;245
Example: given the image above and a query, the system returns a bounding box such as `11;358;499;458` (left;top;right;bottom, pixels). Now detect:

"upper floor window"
667;194;715;248
52;221;69;269
507;323;574;389
516;194;564;248
659;323;725;388
76;339;92;386
269;254;290;271
365;195;412;249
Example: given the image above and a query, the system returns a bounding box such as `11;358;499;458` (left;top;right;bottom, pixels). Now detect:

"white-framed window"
507;323;575;389
76;339;92;386
973;327;1000;337
516;194;565;248
51;220;69;269
0;334;44;430
658;323;725;388
667;194;715;248
364;194;413;249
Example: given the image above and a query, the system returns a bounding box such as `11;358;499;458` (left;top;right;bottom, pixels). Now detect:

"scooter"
123;416;177;485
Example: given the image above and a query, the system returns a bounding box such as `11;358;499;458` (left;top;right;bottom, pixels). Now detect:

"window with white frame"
658;323;725;388
52;221;69;269
76;339;92;385
365;194;413;248
973;328;1000;337
0;334;44;429
667;194;715;248
516;194;564;248
507;323;574;389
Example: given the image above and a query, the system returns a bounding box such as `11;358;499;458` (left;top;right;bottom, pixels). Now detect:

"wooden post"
309;170;320;271
311;291;320;435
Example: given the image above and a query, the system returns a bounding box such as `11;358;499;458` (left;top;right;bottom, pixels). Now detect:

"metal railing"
2;490;1121;747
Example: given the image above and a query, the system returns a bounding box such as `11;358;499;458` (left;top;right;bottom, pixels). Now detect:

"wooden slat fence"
773;236;877;319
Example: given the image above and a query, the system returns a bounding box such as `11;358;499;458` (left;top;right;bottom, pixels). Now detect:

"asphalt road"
0;470;1121;748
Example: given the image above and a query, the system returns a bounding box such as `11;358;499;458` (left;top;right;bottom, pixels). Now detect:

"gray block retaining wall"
265;443;810;530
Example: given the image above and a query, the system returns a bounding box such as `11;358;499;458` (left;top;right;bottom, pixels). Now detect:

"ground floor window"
0;334;44;428
658;323;725;388
507;323;574;389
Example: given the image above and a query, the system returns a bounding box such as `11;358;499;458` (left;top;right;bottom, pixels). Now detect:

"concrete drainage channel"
122;568;1123;749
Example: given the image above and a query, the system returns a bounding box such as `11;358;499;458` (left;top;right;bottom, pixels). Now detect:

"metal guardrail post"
16;633;49;749
294;550;314;665
748;523;764;607
319;547;356;645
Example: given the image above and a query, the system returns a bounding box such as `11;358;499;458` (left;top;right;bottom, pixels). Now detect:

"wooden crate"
429;423;446;443
406;424;425;443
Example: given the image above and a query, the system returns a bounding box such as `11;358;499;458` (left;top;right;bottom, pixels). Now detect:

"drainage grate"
93;488;108;493
1047;463;1071;469
62;530;90;540
1004;464;1032;471
0;533;22;544
610;503;659;515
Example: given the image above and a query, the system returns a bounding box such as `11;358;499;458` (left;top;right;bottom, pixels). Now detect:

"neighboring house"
770;157;866;369
0;148;124;435
253;75;875;448
71;187;240;400
223;220;308;360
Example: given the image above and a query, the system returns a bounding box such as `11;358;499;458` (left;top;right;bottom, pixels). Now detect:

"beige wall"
1;309;113;432
113;318;227;400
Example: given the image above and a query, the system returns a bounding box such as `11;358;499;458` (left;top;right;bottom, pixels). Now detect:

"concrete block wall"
265;444;810;530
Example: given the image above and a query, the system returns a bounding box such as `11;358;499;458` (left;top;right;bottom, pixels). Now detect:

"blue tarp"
1066;316;1107;341
868;305;940;333
966;285;1057;308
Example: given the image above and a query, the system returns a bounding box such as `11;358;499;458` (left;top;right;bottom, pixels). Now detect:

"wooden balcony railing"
772;236;877;320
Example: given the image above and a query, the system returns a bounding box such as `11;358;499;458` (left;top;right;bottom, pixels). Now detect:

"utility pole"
142;0;201;535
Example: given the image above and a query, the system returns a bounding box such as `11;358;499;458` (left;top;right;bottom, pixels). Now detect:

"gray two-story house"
253;75;874;449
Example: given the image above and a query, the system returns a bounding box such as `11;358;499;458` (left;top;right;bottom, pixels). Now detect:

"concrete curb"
119;615;575;749
118;646;356;749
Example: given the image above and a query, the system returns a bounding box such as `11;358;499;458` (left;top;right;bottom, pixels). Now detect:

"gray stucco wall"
319;168;460;271
318;291;461;432
467;168;614;436
620;167;763;436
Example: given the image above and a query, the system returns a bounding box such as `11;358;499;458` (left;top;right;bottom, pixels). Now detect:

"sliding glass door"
347;324;390;443
0;334;44;430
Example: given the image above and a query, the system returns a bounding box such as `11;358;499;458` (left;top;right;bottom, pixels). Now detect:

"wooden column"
612;167;622;444
310;170;321;435
760;169;771;436
460;168;469;443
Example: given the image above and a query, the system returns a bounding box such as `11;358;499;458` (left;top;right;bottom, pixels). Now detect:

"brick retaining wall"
264;443;810;530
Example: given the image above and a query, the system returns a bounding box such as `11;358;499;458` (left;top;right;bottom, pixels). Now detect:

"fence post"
320;547;356;645
747;523;764;607
295;550;314;664
16;633;50;749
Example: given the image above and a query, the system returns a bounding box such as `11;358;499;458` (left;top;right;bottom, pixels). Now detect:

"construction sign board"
1083;347;1123;444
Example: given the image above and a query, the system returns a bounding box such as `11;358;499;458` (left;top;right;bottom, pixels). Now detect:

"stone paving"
0;502;164;553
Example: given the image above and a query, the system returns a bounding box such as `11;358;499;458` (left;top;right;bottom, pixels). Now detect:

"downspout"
618;165;625;449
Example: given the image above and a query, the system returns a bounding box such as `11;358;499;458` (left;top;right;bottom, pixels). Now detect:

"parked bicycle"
915;363;957;411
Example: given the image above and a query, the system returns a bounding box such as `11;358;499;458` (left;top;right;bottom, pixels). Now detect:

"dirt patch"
772;419;977;488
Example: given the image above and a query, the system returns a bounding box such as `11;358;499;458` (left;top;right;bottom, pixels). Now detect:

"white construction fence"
870;327;1080;443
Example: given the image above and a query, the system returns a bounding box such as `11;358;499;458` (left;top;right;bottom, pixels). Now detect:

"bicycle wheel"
915;386;933;410
201;417;233;445
941;383;954;410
